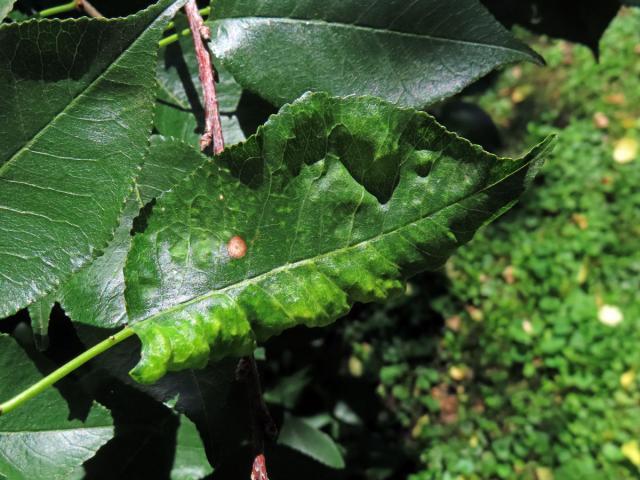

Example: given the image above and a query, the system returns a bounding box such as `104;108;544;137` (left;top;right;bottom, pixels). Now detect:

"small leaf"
0;334;113;480
123;93;555;383
0;0;187;317
264;368;311;409
278;414;345;469
54;136;206;329
171;415;213;480
208;0;542;108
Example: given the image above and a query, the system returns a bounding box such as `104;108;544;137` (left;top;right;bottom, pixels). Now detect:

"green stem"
38;1;77;17
0;327;135;416
36;2;208;49
165;6;210;31
159;27;191;48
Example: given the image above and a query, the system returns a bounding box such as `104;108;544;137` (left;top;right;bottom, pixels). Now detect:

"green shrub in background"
344;8;640;480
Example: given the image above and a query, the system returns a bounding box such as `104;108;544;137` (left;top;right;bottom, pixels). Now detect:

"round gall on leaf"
227;235;247;259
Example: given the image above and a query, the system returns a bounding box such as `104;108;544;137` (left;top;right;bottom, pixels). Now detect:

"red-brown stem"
75;0;103;18
236;356;276;480
184;0;224;154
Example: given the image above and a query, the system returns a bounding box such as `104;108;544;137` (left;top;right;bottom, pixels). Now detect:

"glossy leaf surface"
53;136;206;329
208;0;542;108
0;0;185;317
0;335;113;480
123;93;554;383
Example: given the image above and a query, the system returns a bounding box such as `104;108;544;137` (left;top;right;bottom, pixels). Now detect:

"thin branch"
184;0;224;154
236;356;277;480
75;0;103;18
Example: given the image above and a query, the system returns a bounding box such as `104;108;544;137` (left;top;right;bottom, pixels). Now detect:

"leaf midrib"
133;149;540;325
212;16;531;58
0;6;164;177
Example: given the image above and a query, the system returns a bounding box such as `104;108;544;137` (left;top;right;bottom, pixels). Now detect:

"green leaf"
278;414;345;469
123;92;554;384
208;0;542;108
27;294;54;350
155;14;245;147
0;0;15;22
51;136;206;329
0;0;186;318
264;368;311;409
0;334;113;480
171;415;213;480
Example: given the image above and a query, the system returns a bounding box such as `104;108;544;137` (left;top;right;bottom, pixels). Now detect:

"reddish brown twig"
251;454;269;480
236;356;277;480
75;0;103;18
184;0;224;154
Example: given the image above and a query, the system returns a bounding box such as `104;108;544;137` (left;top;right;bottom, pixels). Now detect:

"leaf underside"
123;93;554;384
0;0;186;318
208;0;542;108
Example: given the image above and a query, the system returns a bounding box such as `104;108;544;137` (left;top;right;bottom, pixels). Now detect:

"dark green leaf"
0;334;113;480
0;0;186;318
27;294;54;349
123;93;554;383
208;0;542;108
171;415;213;480
278;414;345;469
51;136;206;329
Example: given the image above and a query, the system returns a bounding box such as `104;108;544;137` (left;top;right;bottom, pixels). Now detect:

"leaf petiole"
38;1;76;17
0;327;135;416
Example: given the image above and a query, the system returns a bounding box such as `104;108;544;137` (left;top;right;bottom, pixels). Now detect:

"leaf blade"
55;136;207;329
278;414;345;469
208;0;542;107
0;0;186;317
124;93;555;383
171;415;214;480
0;335;113;480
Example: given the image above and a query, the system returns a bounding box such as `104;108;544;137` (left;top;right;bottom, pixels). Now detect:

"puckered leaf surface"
208;0;542;108
0;335;113;480
123;93;554;384
0;0;186;317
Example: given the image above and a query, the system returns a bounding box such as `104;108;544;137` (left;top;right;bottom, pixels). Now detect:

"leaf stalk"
38;1;76;17
0;327;135;416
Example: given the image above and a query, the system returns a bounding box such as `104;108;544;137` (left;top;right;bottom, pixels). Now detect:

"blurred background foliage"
258;8;640;479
